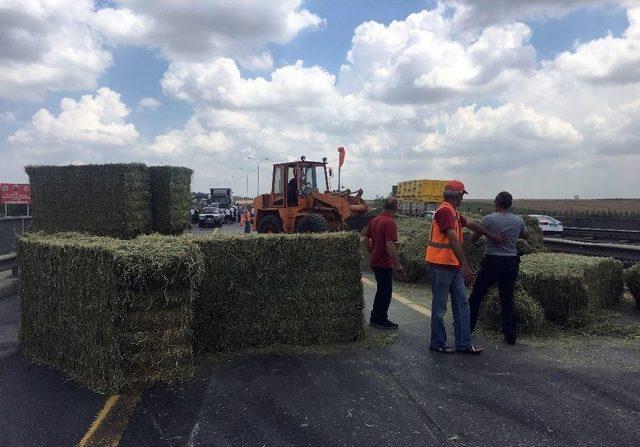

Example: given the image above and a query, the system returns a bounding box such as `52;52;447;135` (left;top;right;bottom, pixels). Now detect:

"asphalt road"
116;277;640;446
1;222;639;446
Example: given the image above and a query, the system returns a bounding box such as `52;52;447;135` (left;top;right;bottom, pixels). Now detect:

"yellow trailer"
395;179;449;215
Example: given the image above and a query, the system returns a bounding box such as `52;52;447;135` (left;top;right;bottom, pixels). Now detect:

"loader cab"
271;158;329;208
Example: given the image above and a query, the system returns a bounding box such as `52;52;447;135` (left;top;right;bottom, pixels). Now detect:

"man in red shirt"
364;197;404;330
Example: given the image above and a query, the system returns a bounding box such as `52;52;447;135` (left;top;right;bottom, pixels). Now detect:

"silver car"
199;207;224;228
528;214;564;234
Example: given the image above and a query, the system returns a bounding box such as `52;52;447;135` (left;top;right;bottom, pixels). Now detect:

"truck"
210;188;233;208
394;179;449;216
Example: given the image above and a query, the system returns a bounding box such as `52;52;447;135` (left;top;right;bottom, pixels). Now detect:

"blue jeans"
429;266;472;350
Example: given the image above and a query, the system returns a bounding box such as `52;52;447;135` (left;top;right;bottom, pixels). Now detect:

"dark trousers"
469;255;519;340
371;267;393;323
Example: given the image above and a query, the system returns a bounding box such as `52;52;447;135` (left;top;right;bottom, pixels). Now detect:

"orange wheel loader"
253;156;372;233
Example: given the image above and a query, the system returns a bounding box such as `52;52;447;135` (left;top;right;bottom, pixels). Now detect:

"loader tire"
295;214;329;233
257;214;284;233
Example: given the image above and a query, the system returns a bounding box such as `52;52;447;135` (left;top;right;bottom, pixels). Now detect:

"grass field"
461;199;640;215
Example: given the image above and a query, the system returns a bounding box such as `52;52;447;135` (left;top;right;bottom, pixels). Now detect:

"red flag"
338;146;345;167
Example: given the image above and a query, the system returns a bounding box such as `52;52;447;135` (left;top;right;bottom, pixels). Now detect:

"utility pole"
248;156;269;197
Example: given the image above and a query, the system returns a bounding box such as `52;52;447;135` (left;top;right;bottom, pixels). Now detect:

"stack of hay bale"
389;213;540;283
479;286;546;334
625;263;640;307
518;253;624;327
26;164;152;238
26;163;193;237
194;232;364;352
18;233;202;393
149;166;193;235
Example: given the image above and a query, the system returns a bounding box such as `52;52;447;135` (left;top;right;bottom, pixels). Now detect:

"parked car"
528;214;564;234
199;207;224;228
419;210;435;220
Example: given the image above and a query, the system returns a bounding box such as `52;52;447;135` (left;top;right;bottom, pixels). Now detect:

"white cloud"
10;87;138;147
137;97;161;110
90;0;323;70
339;9;536;103
2;0;639;198
543;6;640;85
0;0;112;100
446;0;616;32
0;112;16;123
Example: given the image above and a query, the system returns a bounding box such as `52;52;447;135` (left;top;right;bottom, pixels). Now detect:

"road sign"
0;183;31;205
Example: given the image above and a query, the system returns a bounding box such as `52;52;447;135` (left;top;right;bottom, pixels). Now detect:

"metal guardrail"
0;215;31;256
0;252;18;277
543;238;640;262
563;227;640;242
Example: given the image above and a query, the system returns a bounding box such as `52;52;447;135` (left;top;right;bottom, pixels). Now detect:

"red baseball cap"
446;180;468;194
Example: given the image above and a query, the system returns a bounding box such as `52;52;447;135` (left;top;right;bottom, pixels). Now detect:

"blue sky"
1;0;638;198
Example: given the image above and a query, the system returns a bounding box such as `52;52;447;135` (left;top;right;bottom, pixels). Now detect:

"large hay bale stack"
149;166;193;235
519;253;624;326
18;233;202;393
25;164;151;238
366;212;544;284
478;286;546;334
517;215;546;255
194;232;364;352
625;263;640;307
396;218;430;282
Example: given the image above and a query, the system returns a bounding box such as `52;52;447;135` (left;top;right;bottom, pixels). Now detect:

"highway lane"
1;224;640;446
120;276;640;447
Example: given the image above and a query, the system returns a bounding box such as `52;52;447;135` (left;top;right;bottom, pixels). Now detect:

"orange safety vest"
241;211;251;223
425;201;464;267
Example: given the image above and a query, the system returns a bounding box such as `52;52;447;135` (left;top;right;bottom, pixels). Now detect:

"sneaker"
373;320;399;330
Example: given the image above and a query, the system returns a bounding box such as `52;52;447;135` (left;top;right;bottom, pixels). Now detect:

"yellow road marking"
361;276;432;317
79;393;140;447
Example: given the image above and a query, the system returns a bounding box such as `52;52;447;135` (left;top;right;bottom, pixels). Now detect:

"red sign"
0;183;31;205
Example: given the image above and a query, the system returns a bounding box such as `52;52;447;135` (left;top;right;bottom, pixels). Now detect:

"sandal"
455;346;484;355
429;346;455;354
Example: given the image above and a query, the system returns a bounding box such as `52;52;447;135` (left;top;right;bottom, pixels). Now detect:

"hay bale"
519;253;624;327
517;215;546;256
149;166;193;235
625;263;640;307
194;232;364;352
366;212;543;284
18;232;202;393
25;164;152;238
394;218;430;282
478;286;546;334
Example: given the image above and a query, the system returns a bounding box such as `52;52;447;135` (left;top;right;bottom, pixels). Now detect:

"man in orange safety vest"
426;180;504;355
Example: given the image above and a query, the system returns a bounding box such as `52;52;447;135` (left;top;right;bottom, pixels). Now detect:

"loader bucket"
345;215;373;231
